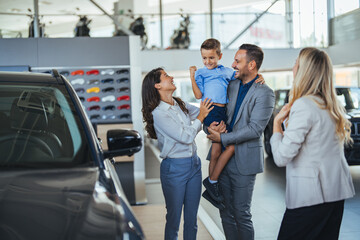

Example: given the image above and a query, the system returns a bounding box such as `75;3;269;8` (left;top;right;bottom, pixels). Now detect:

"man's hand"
209;120;226;133
207;121;226;142
207;127;222;142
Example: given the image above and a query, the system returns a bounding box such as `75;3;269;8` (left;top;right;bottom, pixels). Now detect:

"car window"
275;90;289;109
336;88;360;110
336;94;346;107
0;83;94;167
349;88;360;109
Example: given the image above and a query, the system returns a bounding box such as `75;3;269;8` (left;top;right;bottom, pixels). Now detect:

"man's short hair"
201;38;221;56
239;44;264;70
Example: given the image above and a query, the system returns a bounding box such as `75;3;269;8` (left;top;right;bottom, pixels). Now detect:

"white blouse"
152;100;202;159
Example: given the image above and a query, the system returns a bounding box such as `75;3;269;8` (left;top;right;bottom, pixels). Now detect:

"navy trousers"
219;157;256;240
160;154;202;240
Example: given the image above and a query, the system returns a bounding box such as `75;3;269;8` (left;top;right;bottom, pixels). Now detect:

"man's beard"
236;71;247;80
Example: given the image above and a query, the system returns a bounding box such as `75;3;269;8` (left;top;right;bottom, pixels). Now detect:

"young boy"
190;38;263;208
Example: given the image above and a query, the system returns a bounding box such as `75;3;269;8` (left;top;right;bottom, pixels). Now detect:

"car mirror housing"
103;129;142;159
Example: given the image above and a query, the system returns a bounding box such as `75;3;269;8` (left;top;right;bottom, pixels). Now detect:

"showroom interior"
0;0;360;239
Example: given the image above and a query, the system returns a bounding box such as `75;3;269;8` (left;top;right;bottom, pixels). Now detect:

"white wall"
139;48;301;72
139;38;360;73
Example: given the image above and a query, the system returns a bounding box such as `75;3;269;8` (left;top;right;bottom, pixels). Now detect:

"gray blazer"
220;80;275;175
270;96;355;209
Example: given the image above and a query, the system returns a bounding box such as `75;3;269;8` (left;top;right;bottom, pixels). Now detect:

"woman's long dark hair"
141;67;189;139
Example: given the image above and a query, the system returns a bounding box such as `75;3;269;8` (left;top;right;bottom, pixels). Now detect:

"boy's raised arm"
189;66;203;99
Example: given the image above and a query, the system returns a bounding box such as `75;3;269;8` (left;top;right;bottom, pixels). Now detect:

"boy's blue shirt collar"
202;64;224;70
216;64;224;69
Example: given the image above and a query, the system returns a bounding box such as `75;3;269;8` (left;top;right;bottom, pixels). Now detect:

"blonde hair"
289;47;352;145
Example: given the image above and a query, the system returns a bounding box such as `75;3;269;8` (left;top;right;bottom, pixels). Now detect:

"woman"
141;67;215;240
270;47;355;240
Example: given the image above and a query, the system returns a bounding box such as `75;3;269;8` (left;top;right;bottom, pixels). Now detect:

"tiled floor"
132;144;213;240
132;204;212;240
135;132;360;240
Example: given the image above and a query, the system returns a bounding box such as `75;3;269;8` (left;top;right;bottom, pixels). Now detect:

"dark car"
116;69;129;75
102;87;115;93
101;78;115;84
0;70;145;239
264;87;360;165
117;78;130;84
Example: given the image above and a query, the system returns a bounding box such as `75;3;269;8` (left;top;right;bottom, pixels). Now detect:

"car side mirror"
103;129;142;159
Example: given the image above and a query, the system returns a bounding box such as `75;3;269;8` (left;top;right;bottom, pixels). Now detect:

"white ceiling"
0;0;269;37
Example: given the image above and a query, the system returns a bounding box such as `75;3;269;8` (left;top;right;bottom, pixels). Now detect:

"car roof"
0;71;61;84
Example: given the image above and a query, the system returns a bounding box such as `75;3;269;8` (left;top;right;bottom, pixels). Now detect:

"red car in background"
118;104;130;110
117;95;130;101
71;70;84;76
86;69;100;75
87;96;100;102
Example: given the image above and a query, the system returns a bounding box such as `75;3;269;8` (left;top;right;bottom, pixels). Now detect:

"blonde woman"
270;47;355;240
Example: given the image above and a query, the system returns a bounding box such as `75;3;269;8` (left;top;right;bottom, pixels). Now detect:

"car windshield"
0;83;94;168
336;87;360;110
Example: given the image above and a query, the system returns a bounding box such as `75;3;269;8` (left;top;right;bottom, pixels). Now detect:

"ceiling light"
39;1;52;5
8;8;21;13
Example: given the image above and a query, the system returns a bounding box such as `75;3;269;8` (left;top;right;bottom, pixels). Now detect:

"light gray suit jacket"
220;80;275;175
270;96;355;209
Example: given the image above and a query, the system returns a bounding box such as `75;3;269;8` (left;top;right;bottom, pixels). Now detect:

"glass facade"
334;0;359;16
133;0;353;50
0;0;359;50
212;1;288;49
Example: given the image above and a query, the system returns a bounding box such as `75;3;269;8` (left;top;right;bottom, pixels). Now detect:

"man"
207;44;275;240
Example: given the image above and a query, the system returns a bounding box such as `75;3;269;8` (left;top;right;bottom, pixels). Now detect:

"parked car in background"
264;87;360;165
0;70;145;239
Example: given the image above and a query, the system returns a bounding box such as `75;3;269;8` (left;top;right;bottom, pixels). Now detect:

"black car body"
0;71;145;239
264;87;360;165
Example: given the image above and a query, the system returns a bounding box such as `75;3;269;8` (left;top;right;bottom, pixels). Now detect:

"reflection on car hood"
0;167;125;240
346;109;360;119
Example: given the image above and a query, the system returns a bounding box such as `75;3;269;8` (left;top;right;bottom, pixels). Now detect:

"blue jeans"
160;154;202;240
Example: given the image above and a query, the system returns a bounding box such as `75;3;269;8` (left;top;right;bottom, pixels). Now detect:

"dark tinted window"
0;83;94;167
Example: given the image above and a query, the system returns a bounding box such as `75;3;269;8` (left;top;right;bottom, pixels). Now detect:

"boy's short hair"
201;38;221;56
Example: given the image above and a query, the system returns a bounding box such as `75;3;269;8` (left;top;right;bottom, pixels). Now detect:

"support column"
285;0;294;48
33;0;40;38
160;0;164;49
210;0;213;38
327;0;335;45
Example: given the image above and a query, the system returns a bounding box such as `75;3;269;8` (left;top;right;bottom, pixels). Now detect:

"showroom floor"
133;131;360;240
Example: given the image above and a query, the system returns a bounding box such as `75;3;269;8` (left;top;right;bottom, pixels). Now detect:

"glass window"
292;0;328;48
334;67;360;87
213;0;288;49
161;0;209;49
336;87;360;110
134;0;161;49
275;90;289;109
334;0;359;16
0;83;93;167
